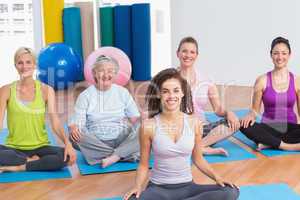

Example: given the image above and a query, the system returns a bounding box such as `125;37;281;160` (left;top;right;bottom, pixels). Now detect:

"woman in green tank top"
0;47;76;172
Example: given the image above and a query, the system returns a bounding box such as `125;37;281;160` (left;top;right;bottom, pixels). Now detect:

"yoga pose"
69;55;140;168
124;68;239;200
177;37;240;156
0;47;76;172
240;37;300;151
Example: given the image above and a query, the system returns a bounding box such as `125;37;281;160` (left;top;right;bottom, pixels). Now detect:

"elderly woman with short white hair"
68;55;140;168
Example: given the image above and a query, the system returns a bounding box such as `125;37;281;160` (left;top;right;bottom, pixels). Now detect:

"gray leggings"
129;181;239;200
0;145;67;171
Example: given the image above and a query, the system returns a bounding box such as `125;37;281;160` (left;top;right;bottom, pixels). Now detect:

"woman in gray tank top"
124;68;239;200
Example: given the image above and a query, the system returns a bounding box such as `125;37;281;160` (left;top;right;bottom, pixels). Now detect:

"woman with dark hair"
124;68;239;200
240;37;300;151
177;36;240;156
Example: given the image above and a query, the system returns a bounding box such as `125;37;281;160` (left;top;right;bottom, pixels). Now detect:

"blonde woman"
0;47;76;172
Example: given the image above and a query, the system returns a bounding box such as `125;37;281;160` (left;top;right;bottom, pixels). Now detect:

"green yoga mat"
100;6;114;46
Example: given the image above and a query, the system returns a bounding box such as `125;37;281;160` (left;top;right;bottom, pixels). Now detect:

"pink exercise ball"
84;47;132;86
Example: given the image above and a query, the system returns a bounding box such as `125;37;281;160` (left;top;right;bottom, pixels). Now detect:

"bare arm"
241;75;265;128
124;119;153;199
0;85;10;131
208;84;240;131
208;84;226;117
43;84;76;164
192;118;222;181
192;117;236;187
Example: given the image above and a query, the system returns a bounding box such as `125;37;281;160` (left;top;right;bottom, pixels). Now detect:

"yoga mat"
63;7;84;81
100;6;114;46
131;3;151;81
234;131;300;157
0;128;71;183
214;109;300;157
77;151;154;175
114;5;132;60
75;2;95;61
239;183;300;200
204;139;256;163
42;0;64;45
96;183;300;200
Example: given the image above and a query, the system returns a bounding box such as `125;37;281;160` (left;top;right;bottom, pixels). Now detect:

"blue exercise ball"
37;43;82;90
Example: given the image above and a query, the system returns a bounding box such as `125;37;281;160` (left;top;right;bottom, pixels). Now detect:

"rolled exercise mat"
131;3;151;81
42;0;64;45
100;6;114;46
63;7;84;80
75;2;95;61
114;5;132;60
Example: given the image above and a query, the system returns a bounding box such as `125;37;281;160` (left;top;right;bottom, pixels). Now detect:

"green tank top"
6;80;50;150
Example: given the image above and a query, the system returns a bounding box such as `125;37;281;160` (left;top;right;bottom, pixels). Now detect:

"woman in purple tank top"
240;37;300;151
124;68;239;200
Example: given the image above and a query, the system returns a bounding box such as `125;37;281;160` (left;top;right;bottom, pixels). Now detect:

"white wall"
0;0;34;86
170;0;300;86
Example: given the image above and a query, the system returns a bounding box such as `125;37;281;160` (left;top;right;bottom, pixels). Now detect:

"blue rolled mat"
95;183;300;200
204;139;256;163
131;3;151;81
77;151;154;175
114;5;132;61
0;128;72;183
63;7;84;81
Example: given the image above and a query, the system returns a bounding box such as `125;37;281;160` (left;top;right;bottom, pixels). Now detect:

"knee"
222;186;239;200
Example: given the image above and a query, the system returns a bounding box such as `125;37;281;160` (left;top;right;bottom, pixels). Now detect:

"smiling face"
177;42;198;69
92;61;117;90
271;43;291;70
15;53;36;79
160;78;184;113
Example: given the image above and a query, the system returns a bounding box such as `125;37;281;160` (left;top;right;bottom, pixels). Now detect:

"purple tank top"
262;71;297;124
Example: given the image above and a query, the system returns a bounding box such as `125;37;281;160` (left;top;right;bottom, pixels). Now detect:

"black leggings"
240;122;300;148
129;181;239;200
0;145;68;171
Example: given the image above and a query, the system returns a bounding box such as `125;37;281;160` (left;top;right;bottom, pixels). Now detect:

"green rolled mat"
100;6;114;46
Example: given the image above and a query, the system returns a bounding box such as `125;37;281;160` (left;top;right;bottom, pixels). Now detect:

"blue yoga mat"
63;7;84;81
114;5;132;61
0;128;72;183
234;131;300;157
131;3;151;81
239;183;300;200
204;139;256;163
206;109;300;157
96;183;300;200
77;151;154;175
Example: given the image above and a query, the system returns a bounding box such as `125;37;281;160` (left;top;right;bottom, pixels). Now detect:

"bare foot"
101;155;121;168
27;155;40;162
203;147;229;156
0;164;26;172
256;143;271;151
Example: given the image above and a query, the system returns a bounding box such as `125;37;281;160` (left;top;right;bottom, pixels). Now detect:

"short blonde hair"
14;47;36;66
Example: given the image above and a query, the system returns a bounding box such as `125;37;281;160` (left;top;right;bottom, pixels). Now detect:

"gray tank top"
150;114;195;184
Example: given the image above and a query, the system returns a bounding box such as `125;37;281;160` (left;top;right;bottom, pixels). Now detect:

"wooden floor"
1;82;300;200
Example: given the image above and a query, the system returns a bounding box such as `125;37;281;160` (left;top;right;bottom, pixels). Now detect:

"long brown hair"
145;68;194;118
